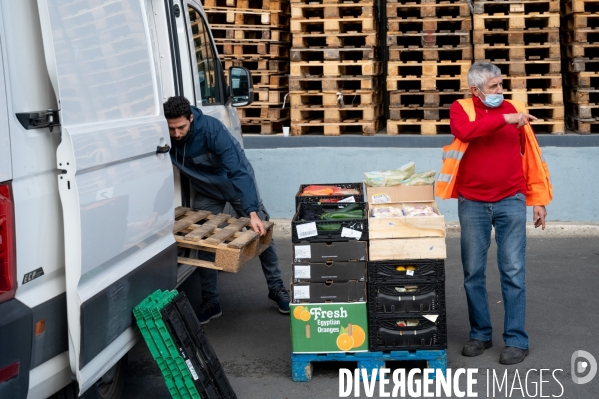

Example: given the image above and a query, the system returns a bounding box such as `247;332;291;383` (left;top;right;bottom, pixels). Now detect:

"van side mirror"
228;67;253;107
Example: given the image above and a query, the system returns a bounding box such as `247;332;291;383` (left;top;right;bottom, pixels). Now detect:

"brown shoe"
462;339;492;357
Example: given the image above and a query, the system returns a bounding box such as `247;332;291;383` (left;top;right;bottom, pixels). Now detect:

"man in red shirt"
450;62;547;365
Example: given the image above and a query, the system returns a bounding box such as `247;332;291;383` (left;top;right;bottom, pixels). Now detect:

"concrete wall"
246;146;599;222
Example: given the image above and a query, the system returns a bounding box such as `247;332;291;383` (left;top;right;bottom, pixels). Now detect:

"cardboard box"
290;302;369;353
293;261;366;283
366;185;434;205
368;201;446;239
293;241;368;263
291;281;366;303
369;238;447;261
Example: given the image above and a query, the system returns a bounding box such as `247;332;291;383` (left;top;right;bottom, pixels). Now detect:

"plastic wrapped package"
371;206;404;218
401;170;436;186
364;162;416;187
403;205;437;217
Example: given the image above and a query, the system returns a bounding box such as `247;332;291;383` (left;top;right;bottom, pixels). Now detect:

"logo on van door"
23;267;45;284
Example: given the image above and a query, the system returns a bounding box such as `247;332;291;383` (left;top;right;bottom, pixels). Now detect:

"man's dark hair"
163;96;192;120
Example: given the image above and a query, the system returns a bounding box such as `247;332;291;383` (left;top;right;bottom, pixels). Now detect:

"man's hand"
504;113;538;128
533;205;547;230
249;211;266;236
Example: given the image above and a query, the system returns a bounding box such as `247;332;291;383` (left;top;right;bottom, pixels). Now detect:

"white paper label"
294;265;311;279
293;285;310;300
423;314;439;323
341;227;362;240
185;359;199;380
296;222;318;239
338;196;356;203
371;193;391;204
294;245;312;259
406;270;414;276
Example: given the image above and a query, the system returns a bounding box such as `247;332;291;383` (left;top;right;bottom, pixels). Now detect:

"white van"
0;1;252;398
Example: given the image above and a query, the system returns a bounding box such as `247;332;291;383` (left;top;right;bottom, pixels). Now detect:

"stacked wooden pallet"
204;0;291;134
562;0;599;133
289;0;383;136
473;0;564;134
386;0;472;135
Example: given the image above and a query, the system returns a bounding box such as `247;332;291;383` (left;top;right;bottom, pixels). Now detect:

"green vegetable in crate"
320;204;364;220
318;223;342;231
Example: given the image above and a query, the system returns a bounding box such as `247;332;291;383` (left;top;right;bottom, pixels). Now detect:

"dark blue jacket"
170;106;260;214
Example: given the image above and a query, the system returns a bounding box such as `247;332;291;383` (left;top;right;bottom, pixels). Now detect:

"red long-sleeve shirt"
449;96;527;203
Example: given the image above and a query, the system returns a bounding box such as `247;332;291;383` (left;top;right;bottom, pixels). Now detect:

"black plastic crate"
367;260;445;283
369;313;447;351
295;182;364;208
164;292;238;399
367;280;445;314
292;202;368;243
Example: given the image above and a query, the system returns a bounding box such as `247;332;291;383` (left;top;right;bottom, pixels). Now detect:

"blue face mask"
479;90;504;108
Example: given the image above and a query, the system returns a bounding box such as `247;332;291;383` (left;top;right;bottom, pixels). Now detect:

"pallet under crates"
133;290;237;399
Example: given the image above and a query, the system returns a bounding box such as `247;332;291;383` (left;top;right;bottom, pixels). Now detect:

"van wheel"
84;354;128;399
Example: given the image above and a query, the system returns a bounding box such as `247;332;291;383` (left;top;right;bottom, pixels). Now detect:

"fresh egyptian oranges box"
290;302;368;353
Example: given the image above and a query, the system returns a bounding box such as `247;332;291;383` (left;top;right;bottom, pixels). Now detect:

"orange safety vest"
436;98;553;206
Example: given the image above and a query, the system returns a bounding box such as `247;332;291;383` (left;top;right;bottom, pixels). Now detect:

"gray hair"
468;62;502;89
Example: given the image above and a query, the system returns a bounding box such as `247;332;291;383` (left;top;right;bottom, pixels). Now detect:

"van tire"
48;355;127;399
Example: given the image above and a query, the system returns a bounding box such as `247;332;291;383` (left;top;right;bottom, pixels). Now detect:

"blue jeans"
192;195;284;304
458;192;528;350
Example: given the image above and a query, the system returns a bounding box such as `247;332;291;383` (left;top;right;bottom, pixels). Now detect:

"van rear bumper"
0;299;32;399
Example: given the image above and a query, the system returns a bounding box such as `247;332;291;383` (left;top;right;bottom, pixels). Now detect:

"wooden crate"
174;207;274;272
368;202;446;240
369;238;447;261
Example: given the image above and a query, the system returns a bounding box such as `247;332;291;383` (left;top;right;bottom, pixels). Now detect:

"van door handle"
156;144;171;154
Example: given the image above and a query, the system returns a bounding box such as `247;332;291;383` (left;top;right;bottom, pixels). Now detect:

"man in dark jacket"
163;96;289;324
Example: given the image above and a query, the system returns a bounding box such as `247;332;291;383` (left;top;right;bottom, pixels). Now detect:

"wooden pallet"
290;47;378;62
291;32;377;48
291;119;382;135
501;74;563;90
291;350;447;382
528;119;565;134
236;105;290;120
473;0;559;15
386;60;471;78
174;207;273;273
243;72;288;89
565;43;599;59
388;46;472;62
389;107;450;121
290;2;375;19
474;43;560;62
566;88;599;104
290;90;383;107
216;42;289;58
290;17;377;34
204;0;289;11
564;13;599;30
563;28;599;44
206;8;290;27
386;31;471;48
387;75;468;91
473;13;560;31
565;71;599;88
241;119;288;134
387;16;472;33
252;88;288;105
566;102;599;119
290;60;383;77
289;75;382;91
473;29;559;45
525;104;564;120
567;58;599;73
562;0;599;16
566;115;599;134
222;58;289;72
386;2;470;19
389;90;469;107
491;59;561;76
291;104;384;123
387;119;452;135
290;0;372;3
210;25;291;42
503;89;564;105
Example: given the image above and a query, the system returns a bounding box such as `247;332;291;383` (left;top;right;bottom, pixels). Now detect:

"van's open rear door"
37;0;177;393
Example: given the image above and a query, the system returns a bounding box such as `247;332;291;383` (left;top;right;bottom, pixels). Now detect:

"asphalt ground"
122;236;599;399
